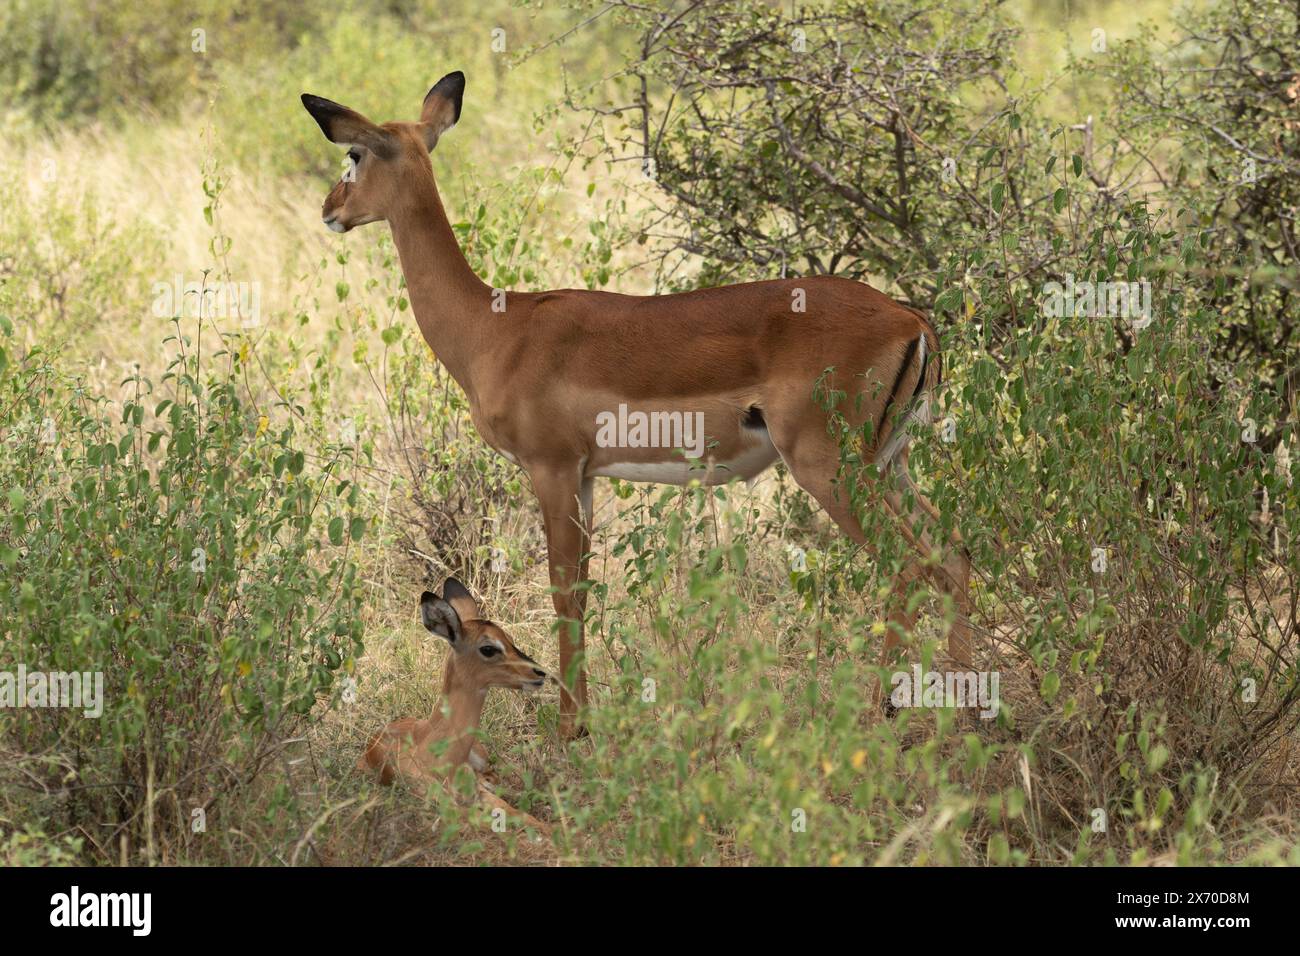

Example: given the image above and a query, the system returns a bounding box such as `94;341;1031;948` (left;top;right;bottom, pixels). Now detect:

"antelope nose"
532;668;546;678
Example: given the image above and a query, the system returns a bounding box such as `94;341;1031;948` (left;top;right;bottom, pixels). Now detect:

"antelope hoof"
559;717;589;741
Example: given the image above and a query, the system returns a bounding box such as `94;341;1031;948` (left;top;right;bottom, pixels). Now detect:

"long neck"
437;657;487;769
386;165;491;394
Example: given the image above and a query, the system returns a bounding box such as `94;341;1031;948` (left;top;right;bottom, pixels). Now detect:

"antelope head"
420;578;548;694
300;71;465;233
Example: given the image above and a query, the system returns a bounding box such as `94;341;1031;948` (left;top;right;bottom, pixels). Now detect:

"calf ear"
419;71;465;151
300;94;396;158
441;576;481;623
419;591;463;645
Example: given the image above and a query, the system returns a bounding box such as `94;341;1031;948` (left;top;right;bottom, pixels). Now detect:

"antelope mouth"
322;216;347;233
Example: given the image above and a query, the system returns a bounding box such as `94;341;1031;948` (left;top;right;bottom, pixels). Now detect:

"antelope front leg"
529;466;592;740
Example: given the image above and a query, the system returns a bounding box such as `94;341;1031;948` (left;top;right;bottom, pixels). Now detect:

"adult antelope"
302;72;973;737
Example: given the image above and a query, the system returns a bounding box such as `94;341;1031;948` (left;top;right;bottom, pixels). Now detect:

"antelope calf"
304;72;973;737
359;579;549;832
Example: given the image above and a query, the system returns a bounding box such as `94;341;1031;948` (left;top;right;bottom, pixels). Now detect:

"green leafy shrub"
0;0;329;124
913;188;1300;861
542;481;987;865
0;287;366;863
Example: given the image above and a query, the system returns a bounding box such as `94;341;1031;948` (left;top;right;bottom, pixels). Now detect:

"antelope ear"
419;71;465;151
440;576;481;623
419;590;463;645
300;94;396;158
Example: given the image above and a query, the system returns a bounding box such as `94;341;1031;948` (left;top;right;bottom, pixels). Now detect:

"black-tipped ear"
419;591;463;645
419;71;465;150
300;93;395;157
301;94;347;139
440;576;480;623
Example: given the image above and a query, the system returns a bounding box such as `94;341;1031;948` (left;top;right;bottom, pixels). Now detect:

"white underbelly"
589;427;779;486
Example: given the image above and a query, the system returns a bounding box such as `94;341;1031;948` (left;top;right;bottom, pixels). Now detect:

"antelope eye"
346;149;360;165
479;646;501;658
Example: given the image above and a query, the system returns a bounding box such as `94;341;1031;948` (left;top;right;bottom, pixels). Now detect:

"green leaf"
1040;671;1061;702
935;288;963;313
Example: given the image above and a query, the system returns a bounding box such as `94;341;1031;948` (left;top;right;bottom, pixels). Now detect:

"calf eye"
479;646;501;658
